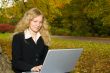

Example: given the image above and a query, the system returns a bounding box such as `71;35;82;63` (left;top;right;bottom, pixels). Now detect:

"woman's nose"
37;24;41;27
37;22;42;26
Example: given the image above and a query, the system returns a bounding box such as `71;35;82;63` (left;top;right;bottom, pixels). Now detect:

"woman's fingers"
36;65;42;71
35;67;40;72
37;65;42;70
31;66;39;72
31;65;43;72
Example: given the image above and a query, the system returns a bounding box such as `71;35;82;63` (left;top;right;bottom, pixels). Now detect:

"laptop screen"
40;48;83;73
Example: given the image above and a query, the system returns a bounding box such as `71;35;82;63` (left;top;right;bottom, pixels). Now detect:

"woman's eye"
33;21;43;24
34;21;37;22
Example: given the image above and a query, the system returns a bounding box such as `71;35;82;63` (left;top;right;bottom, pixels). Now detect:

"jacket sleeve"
39;45;48;65
12;34;34;72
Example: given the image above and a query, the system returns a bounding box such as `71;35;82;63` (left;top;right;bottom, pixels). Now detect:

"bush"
51;27;71;36
0;24;15;33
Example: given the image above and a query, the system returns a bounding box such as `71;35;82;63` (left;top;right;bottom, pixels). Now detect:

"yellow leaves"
49;0;71;8
50;37;110;73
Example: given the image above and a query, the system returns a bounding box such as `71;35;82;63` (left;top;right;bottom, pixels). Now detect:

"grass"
0;33;110;73
51;37;110;73
0;33;12;39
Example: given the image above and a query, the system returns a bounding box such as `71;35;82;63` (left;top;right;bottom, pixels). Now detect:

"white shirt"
24;29;41;44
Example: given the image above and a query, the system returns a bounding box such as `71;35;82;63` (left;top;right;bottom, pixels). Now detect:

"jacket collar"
24;29;41;42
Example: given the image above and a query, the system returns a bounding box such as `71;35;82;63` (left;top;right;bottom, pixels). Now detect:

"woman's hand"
37;65;42;71
31;65;43;72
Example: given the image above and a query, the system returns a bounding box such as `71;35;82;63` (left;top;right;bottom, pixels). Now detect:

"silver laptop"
23;48;83;73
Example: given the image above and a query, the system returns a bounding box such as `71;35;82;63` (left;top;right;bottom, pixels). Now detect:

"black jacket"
12;32;48;73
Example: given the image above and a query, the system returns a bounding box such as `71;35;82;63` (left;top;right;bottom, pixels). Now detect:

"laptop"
22;48;83;73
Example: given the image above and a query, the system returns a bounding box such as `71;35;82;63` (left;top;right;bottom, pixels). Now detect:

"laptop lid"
40;48;83;73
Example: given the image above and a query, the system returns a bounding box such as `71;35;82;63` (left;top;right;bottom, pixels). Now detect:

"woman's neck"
29;28;37;38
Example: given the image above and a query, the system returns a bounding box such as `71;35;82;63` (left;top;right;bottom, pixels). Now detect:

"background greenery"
0;0;110;36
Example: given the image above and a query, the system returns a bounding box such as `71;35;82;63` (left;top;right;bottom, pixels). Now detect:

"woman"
12;8;50;73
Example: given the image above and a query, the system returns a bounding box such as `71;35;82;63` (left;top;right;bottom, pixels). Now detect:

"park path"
52;36;110;44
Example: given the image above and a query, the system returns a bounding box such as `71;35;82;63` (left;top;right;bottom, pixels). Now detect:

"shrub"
51;27;71;36
0;24;15;33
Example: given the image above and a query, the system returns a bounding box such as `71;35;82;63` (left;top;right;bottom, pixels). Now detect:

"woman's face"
29;15;43;33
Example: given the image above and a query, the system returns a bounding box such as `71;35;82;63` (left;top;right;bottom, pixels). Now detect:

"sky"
0;0;14;8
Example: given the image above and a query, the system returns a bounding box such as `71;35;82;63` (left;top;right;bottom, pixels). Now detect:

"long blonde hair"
14;8;51;46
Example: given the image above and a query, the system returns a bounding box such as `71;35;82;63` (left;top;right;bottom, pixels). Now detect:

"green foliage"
51;0;110;36
50;27;71;36
84;0;104;19
0;0;110;36
102;15;110;26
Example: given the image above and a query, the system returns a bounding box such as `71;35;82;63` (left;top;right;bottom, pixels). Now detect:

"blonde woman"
12;8;50;73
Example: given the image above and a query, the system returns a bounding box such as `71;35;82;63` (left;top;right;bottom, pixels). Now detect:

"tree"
59;0;110;36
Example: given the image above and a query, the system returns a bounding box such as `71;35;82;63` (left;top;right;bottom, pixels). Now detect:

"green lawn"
0;33;12;39
0;33;110;73
51;37;110;73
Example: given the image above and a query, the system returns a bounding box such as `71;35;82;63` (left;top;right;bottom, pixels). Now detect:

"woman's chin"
33;30;39;33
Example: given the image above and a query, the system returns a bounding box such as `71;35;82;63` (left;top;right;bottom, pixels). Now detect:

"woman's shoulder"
39;36;49;47
13;32;24;38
